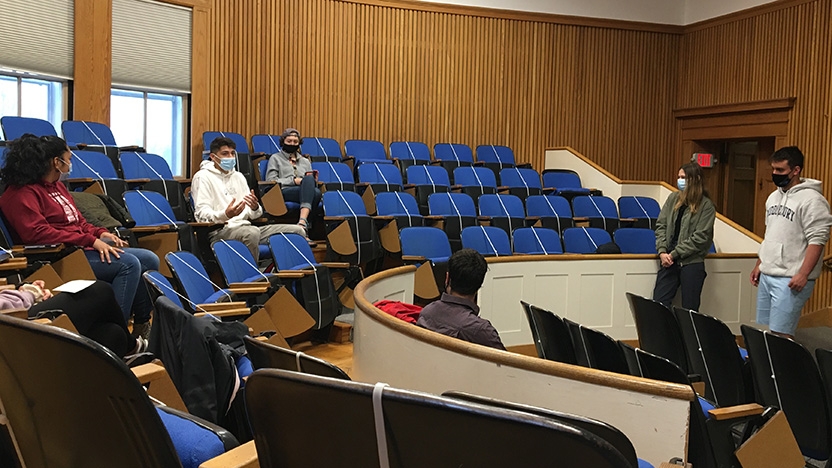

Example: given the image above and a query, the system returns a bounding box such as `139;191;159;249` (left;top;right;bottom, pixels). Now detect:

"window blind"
0;0;74;78
112;0;192;93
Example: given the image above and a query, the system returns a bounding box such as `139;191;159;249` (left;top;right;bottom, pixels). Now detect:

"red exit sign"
694;153;715;168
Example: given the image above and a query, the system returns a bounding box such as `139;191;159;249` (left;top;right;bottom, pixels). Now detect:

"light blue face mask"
677;178;686;191
219;157;236;172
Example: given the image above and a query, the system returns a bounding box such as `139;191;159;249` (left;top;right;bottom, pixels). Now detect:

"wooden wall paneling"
73;0;112;124
676;0;832;312
199;0;680;185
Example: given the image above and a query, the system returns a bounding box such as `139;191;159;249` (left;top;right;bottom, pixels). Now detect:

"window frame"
0;71;68;135
110;86;189;176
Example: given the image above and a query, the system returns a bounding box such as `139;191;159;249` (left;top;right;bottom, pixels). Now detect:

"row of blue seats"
401;225;658;259
371;190;660;231
0;117;530;193
203;130;523;167
281;161;595;199
0;116;527;175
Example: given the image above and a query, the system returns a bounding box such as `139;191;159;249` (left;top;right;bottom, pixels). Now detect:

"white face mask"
677;178;686;191
58;158;72;178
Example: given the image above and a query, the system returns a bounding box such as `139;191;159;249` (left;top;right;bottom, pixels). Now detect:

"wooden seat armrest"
174;176;191;183
403;184;415;190
130;225;168;233
542;187;557;193
194;302;250;317
12;244;64;254
708;403;764;421
477;216;491;221
473;161;485;166
258;180;276;187
355;182;369;188
132;362;168;385
619;217;637;223
497;186;509;191
424;215;444;221
525;216;540;222
373;215;394;220
0;258;29;271
227;283;271;294
324;216;346;222
1;308;29;319
275;270;310;278
318;262;351;269
196;301;247;311
573;216;590;222
195;308;251;318
341;155;355;162
248;152;267;161
66;177;95;183
118;145;143;152
125;178;151;184
401;255;426;263
198;440;258;468
429;160;443;166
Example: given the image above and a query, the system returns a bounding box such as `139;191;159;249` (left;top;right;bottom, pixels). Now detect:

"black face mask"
282;144;299;154
772;172;793;188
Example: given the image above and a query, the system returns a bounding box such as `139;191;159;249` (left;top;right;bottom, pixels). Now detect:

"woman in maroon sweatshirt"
0;134;159;337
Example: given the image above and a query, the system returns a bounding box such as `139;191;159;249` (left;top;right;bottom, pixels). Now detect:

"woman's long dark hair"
0;134;67;187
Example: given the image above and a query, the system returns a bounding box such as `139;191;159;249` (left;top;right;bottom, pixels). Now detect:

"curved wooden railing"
355;266;694;400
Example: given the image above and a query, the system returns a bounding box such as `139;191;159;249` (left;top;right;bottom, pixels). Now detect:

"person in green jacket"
652;162;716;311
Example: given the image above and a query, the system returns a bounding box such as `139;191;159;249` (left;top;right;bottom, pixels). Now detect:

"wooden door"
723;141;758;232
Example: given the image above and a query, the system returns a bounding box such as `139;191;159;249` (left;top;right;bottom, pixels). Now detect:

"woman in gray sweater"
652;162;716;311
265;128;322;235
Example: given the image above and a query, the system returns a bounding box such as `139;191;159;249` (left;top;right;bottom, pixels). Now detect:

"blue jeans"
282;175;322;211
85;247;160;324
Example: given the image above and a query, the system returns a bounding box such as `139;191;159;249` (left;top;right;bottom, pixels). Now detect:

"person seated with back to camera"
192;136;306;263
416;248;505;350
0;134;159;340
264;128;322;243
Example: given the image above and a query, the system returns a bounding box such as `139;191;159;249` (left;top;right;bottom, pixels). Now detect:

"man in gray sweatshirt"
751;146;832;337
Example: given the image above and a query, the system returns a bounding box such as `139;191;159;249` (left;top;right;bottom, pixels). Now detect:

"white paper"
53;280;97;294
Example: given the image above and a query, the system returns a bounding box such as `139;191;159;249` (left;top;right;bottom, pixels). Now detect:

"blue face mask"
677;178;686;191
219;157;236;172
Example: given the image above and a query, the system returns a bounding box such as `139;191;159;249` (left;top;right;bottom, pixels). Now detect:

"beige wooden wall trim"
73;0;112;124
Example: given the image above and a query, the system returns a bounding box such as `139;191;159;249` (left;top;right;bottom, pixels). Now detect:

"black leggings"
28;280;134;357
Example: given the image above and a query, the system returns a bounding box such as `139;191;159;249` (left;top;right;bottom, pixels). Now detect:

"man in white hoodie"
751;146;832;338
192;137;305;262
